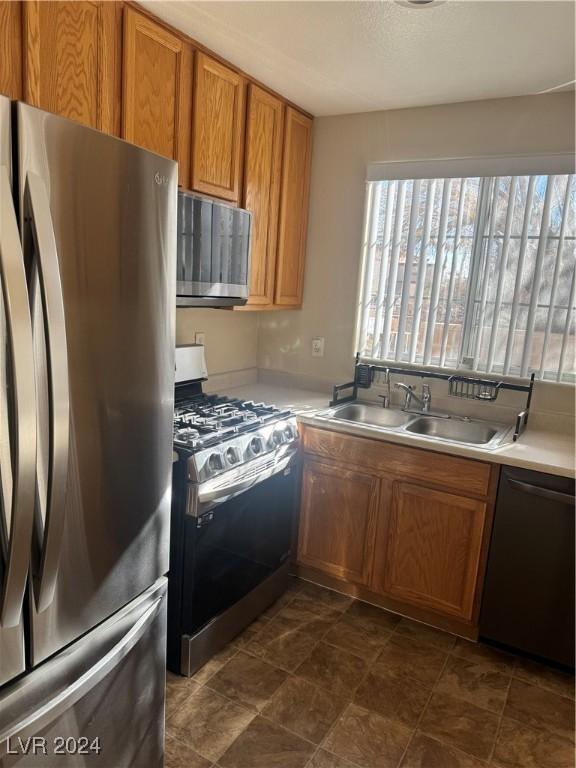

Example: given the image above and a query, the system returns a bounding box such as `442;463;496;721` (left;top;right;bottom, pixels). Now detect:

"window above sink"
356;158;575;384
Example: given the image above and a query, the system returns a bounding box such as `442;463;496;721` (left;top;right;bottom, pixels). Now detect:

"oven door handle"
196;445;299;513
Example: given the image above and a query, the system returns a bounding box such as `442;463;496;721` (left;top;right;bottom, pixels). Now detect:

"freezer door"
0;578;167;767
0;96;36;688
16;103;177;665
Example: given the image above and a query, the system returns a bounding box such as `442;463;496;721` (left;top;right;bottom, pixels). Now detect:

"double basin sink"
323;402;510;449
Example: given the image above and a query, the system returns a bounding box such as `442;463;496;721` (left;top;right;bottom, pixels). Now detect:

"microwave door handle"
25;173;70;613
0;166;36;628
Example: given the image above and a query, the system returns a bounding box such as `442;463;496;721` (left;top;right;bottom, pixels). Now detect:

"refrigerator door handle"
0;593;163;749
0;166;36;628
25;172;70;612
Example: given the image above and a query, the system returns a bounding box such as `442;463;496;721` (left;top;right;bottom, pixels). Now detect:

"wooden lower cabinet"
297;425;497;633
298;459;378;585
371;480;489;621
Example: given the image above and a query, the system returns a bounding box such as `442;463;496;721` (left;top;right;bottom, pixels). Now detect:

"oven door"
182;451;299;636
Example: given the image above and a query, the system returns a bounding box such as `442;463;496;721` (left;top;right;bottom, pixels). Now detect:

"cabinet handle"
507;477;574;506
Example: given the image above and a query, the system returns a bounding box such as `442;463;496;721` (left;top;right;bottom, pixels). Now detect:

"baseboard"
293;563;479;641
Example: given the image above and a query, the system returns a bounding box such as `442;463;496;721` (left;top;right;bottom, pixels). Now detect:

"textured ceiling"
142;1;576;116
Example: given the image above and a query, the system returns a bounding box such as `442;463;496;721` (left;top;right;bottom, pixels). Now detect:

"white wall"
258;92;576;389
176;308;258;375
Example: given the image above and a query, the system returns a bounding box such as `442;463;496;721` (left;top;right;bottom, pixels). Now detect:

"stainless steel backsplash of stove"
168;346;300;676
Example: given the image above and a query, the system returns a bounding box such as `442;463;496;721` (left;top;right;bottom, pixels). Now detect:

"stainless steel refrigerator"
0;97;176;766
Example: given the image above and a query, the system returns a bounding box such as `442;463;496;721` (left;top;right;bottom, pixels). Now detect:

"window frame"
355;158;576;383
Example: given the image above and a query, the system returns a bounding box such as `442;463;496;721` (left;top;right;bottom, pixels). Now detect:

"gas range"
169;346;299;678
174;394;298;484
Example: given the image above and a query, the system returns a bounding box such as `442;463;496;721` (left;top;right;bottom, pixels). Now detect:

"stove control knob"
249;436;262;455
208;452;224;472
225;446;238;465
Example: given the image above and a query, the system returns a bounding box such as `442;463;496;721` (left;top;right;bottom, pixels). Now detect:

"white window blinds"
356;173;576;382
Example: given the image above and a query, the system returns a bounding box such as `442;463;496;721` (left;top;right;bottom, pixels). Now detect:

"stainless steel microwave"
176;190;251;307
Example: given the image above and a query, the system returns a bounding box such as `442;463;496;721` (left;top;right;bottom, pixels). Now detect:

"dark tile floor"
165;578;575;768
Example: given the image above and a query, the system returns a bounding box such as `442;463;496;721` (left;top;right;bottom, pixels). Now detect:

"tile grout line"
204;674;354;768
308;631;403;768
302;613;394;768
313;701;366;768
169;580;575;768
240;605;345;676
166;586;312;764
393;643;453;768
408;638;515;764
196;664;354;757
487;672;513;765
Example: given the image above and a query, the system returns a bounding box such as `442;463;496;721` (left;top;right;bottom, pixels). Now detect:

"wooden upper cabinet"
243;85;284;306
192;52;245;202
298;459;378;585
275;107;312;307
0;1;22;99
372;481;488;621
23;1;122;134
122;6;192;187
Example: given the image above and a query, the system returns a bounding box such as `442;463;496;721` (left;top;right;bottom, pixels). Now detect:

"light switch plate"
194;331;206;346
312;337;325;357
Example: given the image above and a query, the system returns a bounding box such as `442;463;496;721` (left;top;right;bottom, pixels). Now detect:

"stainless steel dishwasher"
480;466;575;668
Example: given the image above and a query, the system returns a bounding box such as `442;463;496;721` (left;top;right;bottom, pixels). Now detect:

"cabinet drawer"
302;425;492;498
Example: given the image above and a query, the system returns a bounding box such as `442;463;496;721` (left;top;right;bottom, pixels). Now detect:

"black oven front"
167;447;299;676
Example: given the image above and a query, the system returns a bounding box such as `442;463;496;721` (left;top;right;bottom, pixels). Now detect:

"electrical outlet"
311;337;325;357
194;332;206;346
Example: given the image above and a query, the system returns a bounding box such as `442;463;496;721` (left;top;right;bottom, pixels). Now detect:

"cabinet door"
298;459;378;585
23;1;121;134
243;85;283;306
275;107;312;307
0;1;22;99
192;52;245;202
122;6;192;187
373;481;487;621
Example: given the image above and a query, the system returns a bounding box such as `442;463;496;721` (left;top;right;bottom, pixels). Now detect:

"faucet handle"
422;383;432;412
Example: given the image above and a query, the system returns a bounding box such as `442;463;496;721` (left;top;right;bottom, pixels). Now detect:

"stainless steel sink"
322;401;511;449
331;403;413;428
404;416;502;445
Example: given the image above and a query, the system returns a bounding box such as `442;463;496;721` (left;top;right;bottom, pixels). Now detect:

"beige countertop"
225;382;575;479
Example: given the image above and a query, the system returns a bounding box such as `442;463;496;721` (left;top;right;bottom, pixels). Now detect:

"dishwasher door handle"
507;477;575;506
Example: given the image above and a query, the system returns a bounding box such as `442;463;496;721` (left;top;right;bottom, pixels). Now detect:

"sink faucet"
396;382;432;413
